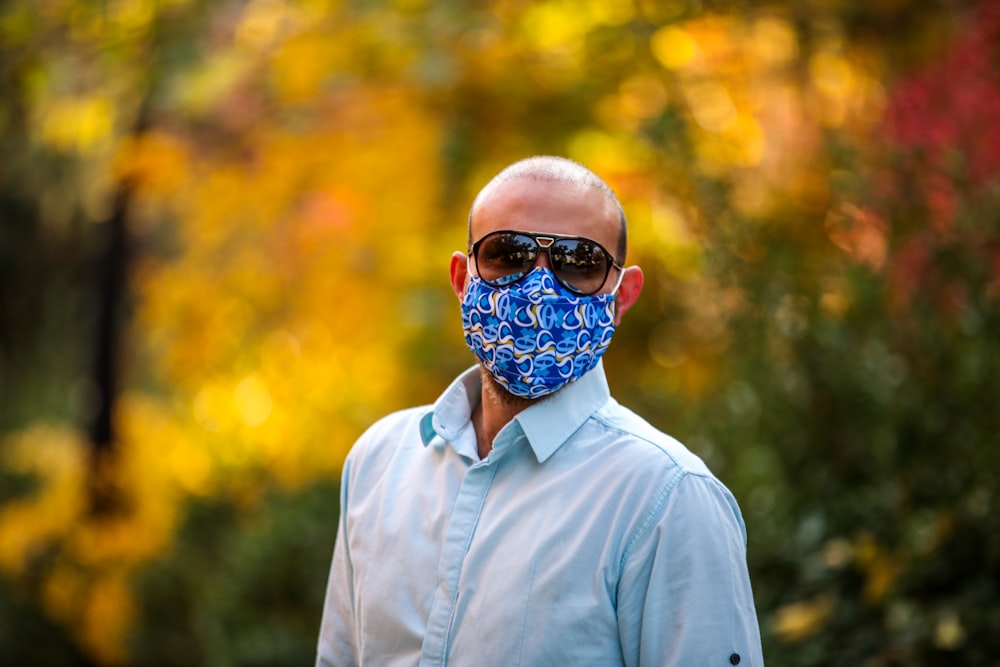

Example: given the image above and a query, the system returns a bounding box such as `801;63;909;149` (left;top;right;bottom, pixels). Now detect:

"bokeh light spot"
651;26;699;70
234;375;274;427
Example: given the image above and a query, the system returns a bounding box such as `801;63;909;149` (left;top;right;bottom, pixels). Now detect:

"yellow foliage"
636;0;687;24
117;131;191;198
750;16;799;66
0;426;87;577
174;51;254;114
771;594;835;643
109;0;155;32
810;51;855;99
854;533;903;604
271;32;342;102
41;562;133;665
650;26;700;70
568;129;653;177
236;0;291;49
520;0;594;50
0;422;175;664
233;374;274;427
677;15;743;75
168;439;214;496
934;610;967;650
41;560;86;625
685;81;738;133
586;0;633;26
628;195;703;278
39;95;116;153
121;81;445;500
618;74;670;121
79;571;133;664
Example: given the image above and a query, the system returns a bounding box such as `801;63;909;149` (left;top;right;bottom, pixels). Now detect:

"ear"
613;266;644;325
450;251;470;300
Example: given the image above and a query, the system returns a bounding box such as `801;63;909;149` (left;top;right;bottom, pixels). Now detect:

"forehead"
470;177;620;247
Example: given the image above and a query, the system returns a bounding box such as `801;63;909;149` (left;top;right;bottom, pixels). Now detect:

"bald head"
469;156;628;264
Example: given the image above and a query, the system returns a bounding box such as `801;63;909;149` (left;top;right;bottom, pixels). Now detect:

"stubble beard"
479;366;538;411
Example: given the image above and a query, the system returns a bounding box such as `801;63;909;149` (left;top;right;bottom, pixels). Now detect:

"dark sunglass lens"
477;233;538;284
551;239;610;294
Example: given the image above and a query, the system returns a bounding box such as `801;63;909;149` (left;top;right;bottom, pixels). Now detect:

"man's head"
467;156;628;265
450;156;644;403
452;155;643;322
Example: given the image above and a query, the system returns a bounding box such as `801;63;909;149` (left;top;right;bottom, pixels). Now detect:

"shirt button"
729;654;741;665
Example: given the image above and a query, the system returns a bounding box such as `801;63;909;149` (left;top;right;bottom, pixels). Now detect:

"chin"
480;367;552;407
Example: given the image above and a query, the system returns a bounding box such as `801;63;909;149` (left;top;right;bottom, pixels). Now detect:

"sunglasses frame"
470;229;623;296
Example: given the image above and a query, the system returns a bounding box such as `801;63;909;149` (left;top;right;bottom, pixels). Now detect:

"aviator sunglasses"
470;230;623;296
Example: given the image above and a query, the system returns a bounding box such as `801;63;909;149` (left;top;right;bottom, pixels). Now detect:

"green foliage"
130;480;340;667
0;562;92;666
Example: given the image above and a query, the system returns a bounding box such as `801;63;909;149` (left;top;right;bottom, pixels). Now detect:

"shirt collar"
419;366;481;450
419;362;611;464
514;362;611;462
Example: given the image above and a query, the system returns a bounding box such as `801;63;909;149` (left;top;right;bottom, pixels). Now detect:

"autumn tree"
2;0;997;665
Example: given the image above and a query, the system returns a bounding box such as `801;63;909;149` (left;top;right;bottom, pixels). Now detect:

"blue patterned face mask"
461;266;618;398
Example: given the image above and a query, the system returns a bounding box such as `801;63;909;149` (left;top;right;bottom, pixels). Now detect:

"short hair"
468;156;628;264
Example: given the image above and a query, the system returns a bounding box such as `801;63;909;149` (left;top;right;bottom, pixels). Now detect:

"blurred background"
2;0;998;664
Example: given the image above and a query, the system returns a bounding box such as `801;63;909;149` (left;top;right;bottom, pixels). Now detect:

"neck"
471;368;534;460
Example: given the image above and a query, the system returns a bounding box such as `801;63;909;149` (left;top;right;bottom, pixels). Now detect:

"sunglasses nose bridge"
531;236;556;270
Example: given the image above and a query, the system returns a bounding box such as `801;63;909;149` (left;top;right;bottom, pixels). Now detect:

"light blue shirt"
317;363;764;667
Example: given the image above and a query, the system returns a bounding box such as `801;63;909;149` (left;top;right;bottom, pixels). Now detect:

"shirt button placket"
419;460;497;666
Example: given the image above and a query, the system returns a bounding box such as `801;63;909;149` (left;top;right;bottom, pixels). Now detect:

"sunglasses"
470;230;623;296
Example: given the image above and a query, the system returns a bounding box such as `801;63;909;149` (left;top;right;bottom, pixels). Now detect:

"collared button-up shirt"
317;363;764;667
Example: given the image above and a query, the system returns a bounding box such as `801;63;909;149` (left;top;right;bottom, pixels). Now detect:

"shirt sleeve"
316;457;358;667
616;472;764;667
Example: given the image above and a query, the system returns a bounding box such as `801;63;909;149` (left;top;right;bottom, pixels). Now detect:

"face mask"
461;266;618;398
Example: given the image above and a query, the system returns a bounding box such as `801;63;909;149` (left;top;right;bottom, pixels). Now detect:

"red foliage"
885;1;1000;193
878;1;1000;318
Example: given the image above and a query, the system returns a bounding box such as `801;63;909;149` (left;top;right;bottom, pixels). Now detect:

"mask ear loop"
609;266;626;296
466;253;488;283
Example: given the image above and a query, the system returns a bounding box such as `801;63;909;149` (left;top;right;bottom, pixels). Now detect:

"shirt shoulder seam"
618;466;687;572
587;413;717;574
589;410;712;477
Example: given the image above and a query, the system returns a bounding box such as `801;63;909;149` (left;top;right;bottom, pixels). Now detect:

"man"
317;156;764;666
